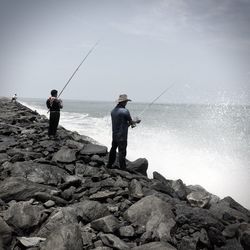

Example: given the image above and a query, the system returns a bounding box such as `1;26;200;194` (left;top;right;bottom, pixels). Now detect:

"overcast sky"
0;0;250;104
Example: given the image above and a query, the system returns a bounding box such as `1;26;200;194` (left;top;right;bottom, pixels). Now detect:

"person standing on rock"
107;94;141;170
11;94;17;103
46;89;63;138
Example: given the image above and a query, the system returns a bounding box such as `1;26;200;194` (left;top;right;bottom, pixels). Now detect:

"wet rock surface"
0;97;249;250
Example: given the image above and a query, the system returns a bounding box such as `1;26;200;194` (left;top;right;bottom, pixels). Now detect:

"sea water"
20;98;250;209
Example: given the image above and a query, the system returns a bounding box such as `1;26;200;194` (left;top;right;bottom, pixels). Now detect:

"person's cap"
51;89;58;96
117;94;132;103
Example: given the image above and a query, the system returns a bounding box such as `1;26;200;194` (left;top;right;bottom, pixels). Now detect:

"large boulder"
0;177;56;202
127;158;148;176
4;161;68;185
37;207;78;237
4;201;45;231
52;146;78;163
124;195;175;241
41;224;83;250
91;215;120;233
80;144;107;156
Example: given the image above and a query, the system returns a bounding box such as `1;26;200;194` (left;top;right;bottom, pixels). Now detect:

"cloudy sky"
0;0;250;104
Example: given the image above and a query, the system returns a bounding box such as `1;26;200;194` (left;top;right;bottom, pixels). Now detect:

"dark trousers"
48;111;60;136
107;140;127;169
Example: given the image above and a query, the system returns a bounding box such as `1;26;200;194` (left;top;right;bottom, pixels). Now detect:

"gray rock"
0;217;13;247
73;200;110;223
209;200;249;222
17;237;46;247
222;223;240;238
35;192;68;205
5;161;68;185
124;195;174;241
171;179;187;200
80;144;107;156
60;175;82;190
41;224;83;250
4;201;46;231
214;238;244;250
0;177;55;202
127;158;148;176
153;171;171;186
91;215;120;233
37;207;79;237
75;163;99;177
66;139;85;150
44;200;56;208
100;233;129;249
90;190;116;200
129;179;144;199
52;146;77;163
179;235;198;250
119;225;135;237
131;241;176;250
187;190;211;208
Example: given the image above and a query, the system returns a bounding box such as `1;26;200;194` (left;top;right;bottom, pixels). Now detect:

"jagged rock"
127;158;148;176
41;224;83;250
131;241;176;250
150;179;175;197
153;171;171;185
100;233;129;249
119;225;135;237
66;139;85;150
124;195;174;241
222;223;240;238
91;215;120;233
4;161;68;185
75;163;99;177
187;190;211;208
199;228;210;247
129;179;144;199
7;148;43;160
80;144;107;156
114;176;129;188
209;199;249;222
52;146;77;163
90;190;116;200
179;235;198;250
35;192;68;205
0;177;55;202
72;200;110;223
175;204;224;230
17;237;46;247
60;175;82;190
171;179;187;200
223;196;250;217
0;217;13;247
4;200;46;231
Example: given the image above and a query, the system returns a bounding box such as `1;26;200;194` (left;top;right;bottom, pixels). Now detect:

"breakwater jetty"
0;97;249;250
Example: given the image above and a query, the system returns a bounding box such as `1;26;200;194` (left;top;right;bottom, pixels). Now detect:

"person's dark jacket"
111;103;132;141
46;97;63;111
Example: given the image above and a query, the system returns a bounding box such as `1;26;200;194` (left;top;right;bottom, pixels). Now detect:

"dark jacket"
111;104;132;141
46;97;63;111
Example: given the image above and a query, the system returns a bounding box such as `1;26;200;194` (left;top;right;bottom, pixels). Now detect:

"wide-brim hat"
117;94;132;103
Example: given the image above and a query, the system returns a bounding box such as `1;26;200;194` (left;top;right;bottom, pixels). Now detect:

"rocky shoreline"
0;97;249;250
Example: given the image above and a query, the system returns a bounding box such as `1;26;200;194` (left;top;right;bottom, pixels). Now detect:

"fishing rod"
58;40;100;98
137;83;175;117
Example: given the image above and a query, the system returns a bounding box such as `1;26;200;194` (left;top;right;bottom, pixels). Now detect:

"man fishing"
46;89;63;138
107;94;141;170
